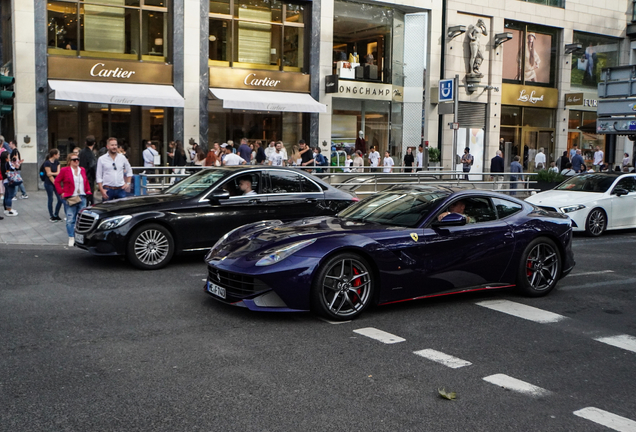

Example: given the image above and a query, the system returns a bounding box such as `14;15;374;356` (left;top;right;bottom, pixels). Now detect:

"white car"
525;172;636;236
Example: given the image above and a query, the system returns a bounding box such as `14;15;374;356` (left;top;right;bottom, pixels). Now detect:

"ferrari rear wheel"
517;237;561;297
585;208;606;237
312;253;374;320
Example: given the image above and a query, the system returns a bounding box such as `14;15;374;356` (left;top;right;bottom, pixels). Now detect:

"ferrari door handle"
504;232;514;238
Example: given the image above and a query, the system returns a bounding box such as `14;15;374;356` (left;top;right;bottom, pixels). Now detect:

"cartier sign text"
244;73;280;88
90;63;136;79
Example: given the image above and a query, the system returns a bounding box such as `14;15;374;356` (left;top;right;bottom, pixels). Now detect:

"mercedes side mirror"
209;190;230;202
433;213;467;227
613;187;629;196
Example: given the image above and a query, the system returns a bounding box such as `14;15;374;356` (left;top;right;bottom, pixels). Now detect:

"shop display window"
47;0;169;63
332;0;394;83
571;31;620;89
209;0;306;72
502;21;557;87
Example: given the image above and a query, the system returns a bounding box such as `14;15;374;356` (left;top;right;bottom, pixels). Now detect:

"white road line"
483;374;551;397
594;334;636;354
353;327;405;344
318;317;352;325
413;349;472;369
568;270;615;277
476;299;566;323
574;407;636;432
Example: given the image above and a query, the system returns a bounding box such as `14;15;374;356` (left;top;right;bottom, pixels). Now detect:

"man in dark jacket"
79;135;97;205
255;141;267;164
490;150;504;190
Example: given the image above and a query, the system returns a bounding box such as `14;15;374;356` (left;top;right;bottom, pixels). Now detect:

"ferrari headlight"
97;215;132;231
560;204;586;214
255;239;317;267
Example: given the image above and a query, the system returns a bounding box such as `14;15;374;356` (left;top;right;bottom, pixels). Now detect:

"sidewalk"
1;191;69;245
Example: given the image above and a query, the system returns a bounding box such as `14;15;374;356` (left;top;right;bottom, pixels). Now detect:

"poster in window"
502;29;523;81
520;32;551;84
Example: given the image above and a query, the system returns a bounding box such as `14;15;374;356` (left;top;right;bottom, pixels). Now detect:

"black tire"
311;253;374;320
517;237;562;297
585;208;606;237
127;223;175;270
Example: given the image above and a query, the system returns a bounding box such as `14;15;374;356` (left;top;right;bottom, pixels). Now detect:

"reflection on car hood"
526;190;604;206
89;194;187;215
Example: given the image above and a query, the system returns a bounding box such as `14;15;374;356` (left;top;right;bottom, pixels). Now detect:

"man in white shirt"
416;144;423;171
264;141;276;160
96;137;133;201
368;145;380;168
383;151;394;173
222;147;247;166
534;147;546;170
593;146;604;170
268;142;287;166
239;177;257;196
142;141;158;184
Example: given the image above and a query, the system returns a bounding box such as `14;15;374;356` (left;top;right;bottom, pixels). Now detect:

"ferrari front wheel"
517;237;561;297
312;253;374;320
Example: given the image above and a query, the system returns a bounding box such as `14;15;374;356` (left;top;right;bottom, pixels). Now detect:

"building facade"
1;0;632;190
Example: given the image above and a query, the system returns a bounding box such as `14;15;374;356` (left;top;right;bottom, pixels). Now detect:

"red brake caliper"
352;267;362;300
526;256;533;277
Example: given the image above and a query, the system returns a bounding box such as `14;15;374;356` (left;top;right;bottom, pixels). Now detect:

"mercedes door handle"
249;199;262;204
305;198;317;203
504;232;514;239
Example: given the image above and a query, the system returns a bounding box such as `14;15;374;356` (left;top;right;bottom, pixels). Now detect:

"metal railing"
129;165;538;197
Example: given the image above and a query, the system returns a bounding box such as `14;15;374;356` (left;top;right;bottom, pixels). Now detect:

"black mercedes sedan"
73;167;357;269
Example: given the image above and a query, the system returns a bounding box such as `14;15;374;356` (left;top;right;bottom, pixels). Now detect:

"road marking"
594;334;636;354
318;317;351;325
573;407;636;431
413;349;471;369
476;299;566;323
353;327;405;344
568;270;614;277
483;374;551;397
560;278;636;291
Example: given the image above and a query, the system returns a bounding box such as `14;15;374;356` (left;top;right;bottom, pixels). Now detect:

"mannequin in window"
355;131;366;155
349;45;359;64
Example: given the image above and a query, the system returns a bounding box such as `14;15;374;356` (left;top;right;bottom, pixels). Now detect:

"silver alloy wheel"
321;257;372;318
525;243;559;292
134;229;170;266
587;209;606;236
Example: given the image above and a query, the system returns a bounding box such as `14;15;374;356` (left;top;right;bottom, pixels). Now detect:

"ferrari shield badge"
410;233;418;242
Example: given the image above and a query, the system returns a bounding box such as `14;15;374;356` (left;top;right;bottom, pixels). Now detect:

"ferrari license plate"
207;281;226;299
74;233;84;244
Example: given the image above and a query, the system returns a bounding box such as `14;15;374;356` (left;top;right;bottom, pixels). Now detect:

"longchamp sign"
502;83;559;108
48;57;173;85
210;67;310;93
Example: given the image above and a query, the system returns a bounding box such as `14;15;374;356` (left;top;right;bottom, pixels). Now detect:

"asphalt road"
1;230;635;432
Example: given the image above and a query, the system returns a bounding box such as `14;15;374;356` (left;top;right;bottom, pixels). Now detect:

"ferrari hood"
526;190;605;207
255;216;394;242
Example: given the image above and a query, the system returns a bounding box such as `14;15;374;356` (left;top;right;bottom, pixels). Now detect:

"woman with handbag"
55;153;92;247
1;151;21;216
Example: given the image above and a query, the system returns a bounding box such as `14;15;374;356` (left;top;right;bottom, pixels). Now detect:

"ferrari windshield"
554;174;617;193
164;169;226;197
339;190;450;227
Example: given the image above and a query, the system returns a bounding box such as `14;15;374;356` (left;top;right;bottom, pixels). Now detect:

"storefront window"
571;32;620;89
209;0;306;72
333;0;393;83
568;110;604;165
47;0;169;62
503;21;557;87
332;98;391;155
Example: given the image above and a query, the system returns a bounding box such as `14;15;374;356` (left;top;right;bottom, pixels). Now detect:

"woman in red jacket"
55;153;92;247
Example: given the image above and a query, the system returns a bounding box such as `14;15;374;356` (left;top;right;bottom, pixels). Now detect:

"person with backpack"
461;147;473;180
313;147;328;173
41;149;63;222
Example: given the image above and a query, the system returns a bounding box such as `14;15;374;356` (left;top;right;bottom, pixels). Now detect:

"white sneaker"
12;197;17;201
68;237;75;247
5;210;18;216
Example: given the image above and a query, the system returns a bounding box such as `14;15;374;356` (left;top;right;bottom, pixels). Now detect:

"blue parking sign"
439;79;454;102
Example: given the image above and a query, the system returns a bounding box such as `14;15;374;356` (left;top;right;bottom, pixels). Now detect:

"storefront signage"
565;92;598;111
48;57;173;85
502;83;558;108
334;81;403;102
209;67;310;93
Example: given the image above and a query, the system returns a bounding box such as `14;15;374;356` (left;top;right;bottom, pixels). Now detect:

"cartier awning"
209;88;326;113
48;80;184;107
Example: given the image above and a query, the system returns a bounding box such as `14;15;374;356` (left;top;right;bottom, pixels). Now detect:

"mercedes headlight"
560;204;586;214
255;239;317;267
97;215;132;231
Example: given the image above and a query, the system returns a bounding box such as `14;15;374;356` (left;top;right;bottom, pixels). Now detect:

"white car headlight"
97;215;132;231
255;239;317;267
560;204;586;214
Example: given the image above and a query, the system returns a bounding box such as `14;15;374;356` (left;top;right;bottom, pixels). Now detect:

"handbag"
66;195;81;206
7;170;23;186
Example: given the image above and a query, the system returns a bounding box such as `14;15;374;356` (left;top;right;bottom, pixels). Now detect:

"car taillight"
352;197;360;202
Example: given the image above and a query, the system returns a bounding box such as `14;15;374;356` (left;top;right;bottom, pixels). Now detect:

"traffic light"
0;75;15;116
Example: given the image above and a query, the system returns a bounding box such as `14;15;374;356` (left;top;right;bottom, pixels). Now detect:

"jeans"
463;166;471;181
3;183;16;209
103;188;127;201
510;176;518;196
63;195;87;237
18;182;27;196
44;181;63;217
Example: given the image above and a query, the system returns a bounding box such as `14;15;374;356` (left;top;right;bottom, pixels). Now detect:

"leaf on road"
438;387;457;400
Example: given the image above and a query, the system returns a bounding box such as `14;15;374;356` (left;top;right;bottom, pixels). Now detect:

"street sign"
449;122;459;130
439;78;454;102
